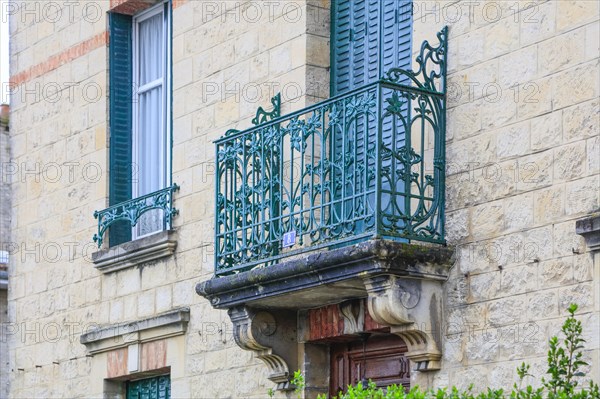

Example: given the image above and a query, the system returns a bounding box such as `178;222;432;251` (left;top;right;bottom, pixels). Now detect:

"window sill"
92;230;177;273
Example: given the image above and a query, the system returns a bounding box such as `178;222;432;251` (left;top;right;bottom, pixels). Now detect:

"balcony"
215;29;448;276
198;28;452;389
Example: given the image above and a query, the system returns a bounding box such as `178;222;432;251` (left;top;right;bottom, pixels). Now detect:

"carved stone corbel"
228;306;297;390
363;274;443;371
340;300;365;334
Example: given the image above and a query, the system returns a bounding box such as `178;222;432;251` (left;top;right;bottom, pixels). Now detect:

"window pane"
138;12;163;86
136;85;164;237
138;85;163;195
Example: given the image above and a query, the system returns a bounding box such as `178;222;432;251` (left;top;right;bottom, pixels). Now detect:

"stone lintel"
80;308;189;354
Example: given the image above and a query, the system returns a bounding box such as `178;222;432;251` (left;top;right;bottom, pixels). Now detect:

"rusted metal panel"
308;304;344;341
140;339;167;372
107;348;128;379
308;299;388;341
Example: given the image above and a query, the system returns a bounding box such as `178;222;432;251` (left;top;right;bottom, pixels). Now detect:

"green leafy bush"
301;304;598;399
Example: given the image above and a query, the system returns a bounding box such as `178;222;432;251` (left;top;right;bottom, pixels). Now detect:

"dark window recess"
330;335;410;396
127;375;171;399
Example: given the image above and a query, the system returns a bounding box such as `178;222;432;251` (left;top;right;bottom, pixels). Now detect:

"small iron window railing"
93;184;179;247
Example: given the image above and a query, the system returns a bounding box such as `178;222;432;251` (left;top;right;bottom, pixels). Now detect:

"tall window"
133;3;171;239
108;1;172;246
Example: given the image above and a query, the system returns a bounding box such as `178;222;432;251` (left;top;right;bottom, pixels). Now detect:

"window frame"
130;0;172;241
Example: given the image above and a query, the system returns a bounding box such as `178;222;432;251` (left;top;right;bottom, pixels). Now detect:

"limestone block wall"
5;0;599;397
412;0;599;390
7;0;329;397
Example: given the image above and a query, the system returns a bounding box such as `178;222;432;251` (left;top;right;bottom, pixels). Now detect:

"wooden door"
330;334;410;396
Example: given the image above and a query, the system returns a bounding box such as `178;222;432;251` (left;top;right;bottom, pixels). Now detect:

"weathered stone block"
517;76;552;120
498;45;537;88
520;1;556;46
471;201;504;239
538;28;585;76
500;264;537;296
496;120;530;159
553;141;586;182
539;258;574;289
527;290;558;319
565;176;600;215
587;135;600;174
556;0;599;32
533;186;565;224
558;283;594;311
503;193;534;232
530;111;562;151
468;271;500;302
552;62;599;110
487;296;528;326
445;208;470;244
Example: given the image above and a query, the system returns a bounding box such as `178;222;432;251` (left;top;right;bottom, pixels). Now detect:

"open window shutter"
332;0;412;93
382;1;412;78
331;0;380;95
331;0;413;235
380;0;413;147
108;12;133;246
331;0;352;96
379;1;413;233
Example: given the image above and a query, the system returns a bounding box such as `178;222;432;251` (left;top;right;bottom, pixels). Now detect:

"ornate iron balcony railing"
93;184;180;247
215;28;448;275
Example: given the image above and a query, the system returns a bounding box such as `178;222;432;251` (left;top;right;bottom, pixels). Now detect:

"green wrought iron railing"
93;184;179;247
215;28;448;275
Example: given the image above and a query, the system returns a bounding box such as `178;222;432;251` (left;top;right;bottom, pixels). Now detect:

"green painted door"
127;375;170;399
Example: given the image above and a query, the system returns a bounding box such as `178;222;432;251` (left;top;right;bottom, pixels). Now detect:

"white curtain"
136;12;165;237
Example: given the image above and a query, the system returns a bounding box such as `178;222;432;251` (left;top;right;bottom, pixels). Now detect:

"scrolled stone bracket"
228;307;294;391
363;274;443;371
576;214;600;252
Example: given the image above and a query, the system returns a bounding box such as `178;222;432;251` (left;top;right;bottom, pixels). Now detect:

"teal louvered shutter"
331;0;379;95
331;0;413;234
382;1;412;79
331;0;352;95
127;376;171;399
332;0;412;93
108;12;133;246
380;0;412;148
379;1;413;236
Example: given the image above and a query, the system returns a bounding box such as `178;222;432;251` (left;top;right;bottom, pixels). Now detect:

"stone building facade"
4;0;599;398
1;103;10;398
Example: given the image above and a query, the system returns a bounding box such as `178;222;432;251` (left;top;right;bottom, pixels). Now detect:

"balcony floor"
197;239;453;310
